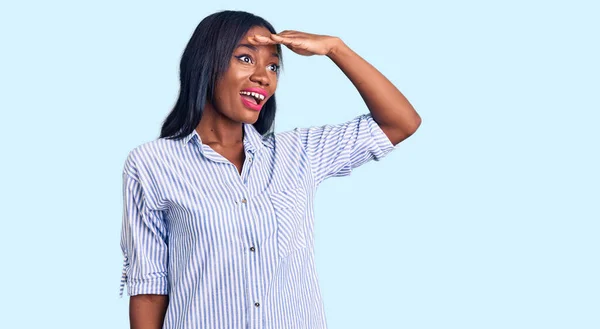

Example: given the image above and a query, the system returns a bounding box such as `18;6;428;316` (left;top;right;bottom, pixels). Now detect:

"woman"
119;10;421;329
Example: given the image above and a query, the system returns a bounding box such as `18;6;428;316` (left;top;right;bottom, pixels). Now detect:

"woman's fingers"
248;33;315;56
251;34;301;48
278;30;299;37
250;35;271;43
272;34;305;48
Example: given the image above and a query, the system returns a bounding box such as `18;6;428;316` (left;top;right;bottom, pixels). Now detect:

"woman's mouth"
239;90;266;111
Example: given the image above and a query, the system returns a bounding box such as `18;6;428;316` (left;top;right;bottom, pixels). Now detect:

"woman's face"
210;25;280;124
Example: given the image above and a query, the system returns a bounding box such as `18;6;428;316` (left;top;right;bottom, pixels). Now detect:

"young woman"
119;10;421;329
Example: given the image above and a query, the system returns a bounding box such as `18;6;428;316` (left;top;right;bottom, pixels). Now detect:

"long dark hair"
160;10;283;140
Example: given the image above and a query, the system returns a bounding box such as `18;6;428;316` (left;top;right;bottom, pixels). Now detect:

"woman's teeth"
240;91;265;103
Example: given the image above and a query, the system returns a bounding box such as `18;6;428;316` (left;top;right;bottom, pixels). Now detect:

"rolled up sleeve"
119;169;168;298
296;113;400;186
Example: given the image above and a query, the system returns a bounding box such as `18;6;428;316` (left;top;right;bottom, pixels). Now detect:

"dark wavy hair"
160;10;283;140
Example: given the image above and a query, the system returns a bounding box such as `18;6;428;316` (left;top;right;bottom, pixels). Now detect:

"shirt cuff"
364;113;401;160
126;277;169;296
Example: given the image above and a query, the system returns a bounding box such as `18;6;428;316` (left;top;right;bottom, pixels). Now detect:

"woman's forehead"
244;25;272;37
235;28;279;57
235;42;279;59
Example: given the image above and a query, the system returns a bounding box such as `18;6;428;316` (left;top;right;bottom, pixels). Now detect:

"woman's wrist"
326;37;346;58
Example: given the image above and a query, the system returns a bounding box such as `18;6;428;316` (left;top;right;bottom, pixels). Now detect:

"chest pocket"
269;186;308;259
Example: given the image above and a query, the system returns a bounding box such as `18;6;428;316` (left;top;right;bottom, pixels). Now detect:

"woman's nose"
250;69;270;86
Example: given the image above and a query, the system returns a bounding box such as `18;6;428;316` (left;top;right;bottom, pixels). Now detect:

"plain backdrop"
1;1;598;328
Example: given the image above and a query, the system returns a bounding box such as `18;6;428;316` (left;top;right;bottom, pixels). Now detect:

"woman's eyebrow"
237;43;279;58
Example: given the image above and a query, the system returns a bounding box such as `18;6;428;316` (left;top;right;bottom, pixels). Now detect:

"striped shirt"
119;113;400;329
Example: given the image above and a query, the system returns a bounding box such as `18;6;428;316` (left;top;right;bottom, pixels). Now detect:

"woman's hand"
248;30;342;57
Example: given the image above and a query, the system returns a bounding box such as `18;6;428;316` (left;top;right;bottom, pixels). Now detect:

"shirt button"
250;246;255;252
254;302;260;307
241;198;247;204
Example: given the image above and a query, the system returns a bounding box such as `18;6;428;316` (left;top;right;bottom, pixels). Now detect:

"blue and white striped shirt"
119;113;399;329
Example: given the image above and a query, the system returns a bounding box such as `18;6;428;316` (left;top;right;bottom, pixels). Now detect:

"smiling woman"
160;15;284;140
225;27;281;114
119;9;419;329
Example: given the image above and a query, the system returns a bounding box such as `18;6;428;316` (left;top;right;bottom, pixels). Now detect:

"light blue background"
1;1;598;328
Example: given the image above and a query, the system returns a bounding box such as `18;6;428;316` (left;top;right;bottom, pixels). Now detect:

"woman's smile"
239;87;267;111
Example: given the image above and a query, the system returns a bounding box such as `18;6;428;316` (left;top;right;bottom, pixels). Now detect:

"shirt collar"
181;122;272;154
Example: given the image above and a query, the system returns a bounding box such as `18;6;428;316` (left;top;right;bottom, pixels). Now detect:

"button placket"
235;197;248;205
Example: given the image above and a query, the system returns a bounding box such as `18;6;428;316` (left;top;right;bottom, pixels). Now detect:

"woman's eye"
236;55;278;73
237;55;252;64
269;64;280;72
